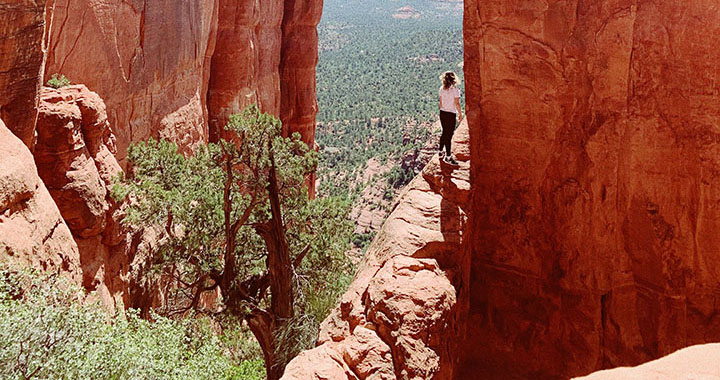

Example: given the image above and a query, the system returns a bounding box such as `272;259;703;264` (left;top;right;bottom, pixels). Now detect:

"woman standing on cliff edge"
438;71;463;166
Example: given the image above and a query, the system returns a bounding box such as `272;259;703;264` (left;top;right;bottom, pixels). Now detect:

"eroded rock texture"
461;0;720;378
208;0;321;147
282;121;471;380
45;0;219;163
0;0;51;148
0;117;81;283
34;85;142;309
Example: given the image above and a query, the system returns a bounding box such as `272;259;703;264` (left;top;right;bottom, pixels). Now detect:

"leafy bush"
0;268;242;380
113;105;353;379
46;74;70;89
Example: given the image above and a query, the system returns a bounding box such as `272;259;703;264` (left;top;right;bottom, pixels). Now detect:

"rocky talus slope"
461;0;720;377
282;121;470;380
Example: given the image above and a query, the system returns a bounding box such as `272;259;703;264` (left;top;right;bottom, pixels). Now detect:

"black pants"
439;111;456;155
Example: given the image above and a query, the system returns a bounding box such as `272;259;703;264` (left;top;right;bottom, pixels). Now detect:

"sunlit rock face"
0;0;51;149
461;0;720;378
574;344;720;380
208;0;321;148
0;117;81;284
44;0;320;167
45;0;220;164
281;121;471;380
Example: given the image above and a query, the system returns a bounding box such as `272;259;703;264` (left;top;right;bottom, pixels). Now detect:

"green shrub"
46;74;70;89
0;268;242;380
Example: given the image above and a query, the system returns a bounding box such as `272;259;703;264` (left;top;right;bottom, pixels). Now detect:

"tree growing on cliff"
112;105;352;380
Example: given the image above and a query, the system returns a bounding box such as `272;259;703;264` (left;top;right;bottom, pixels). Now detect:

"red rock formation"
574;344;720;379
34;85;126;307
279;0;322;146
461;0;720;377
208;0;283;141
208;0;321;147
45;0;219;163
0;117;81;283
281;121;471;380
0;0;52;148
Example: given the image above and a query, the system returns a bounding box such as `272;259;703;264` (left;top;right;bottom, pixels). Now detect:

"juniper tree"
113;105;352;380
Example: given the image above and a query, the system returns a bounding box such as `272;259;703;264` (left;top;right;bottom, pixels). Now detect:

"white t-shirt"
439;86;461;113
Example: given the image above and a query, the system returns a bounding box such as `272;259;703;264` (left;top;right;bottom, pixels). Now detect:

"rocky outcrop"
45;0;219;163
34;85;126;307
281;121;471;380
574;344;720;380
0;0;52;148
208;0;283;140
461;0;720;378
0;117;81;283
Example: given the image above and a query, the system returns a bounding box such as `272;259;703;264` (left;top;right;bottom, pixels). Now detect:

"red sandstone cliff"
45;0;219;163
43;0;321;164
461;0;720;378
281;121;471;380
2;0;323;309
0;0;52;149
208;0;321;148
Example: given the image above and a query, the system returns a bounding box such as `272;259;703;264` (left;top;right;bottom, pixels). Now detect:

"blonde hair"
440;71;460;89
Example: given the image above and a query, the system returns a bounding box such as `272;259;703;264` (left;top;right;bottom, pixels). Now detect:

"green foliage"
0;268;241;380
46;73;70;89
234;359;265;380
387;165;415;190
351;232;375;252
114;105;353;376
315;0;462;202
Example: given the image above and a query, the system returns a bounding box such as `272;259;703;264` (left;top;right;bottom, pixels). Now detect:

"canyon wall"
208;0;321;145
45;0;219;163
1;0;322;307
461;0;720;378
0;0;51;148
44;0;321;162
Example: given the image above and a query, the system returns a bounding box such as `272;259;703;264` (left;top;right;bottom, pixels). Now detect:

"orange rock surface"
0;117;81;283
575;344;720;380
461;0;720;378
0;0;51;148
34;85;129;307
45;0;220;163
281;121;471;380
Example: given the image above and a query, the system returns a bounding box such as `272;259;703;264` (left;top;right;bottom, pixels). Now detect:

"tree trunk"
246;309;283;380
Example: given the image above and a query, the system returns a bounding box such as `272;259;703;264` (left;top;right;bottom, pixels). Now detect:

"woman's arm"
439;95;443;110
455;97;463;120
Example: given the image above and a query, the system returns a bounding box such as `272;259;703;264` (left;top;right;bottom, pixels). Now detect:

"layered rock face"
0;0;51;148
0;117;81;283
45;0;220;163
208;0;321;147
282;121;471;380
461;0;720;378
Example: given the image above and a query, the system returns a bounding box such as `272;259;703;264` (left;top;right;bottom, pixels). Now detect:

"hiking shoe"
444;156;459;166
438;151;445;158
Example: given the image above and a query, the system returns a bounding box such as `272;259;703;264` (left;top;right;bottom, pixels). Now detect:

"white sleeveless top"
439;86;461;113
